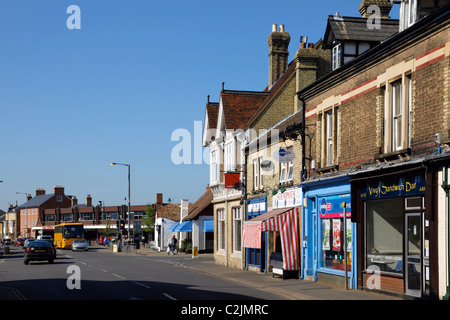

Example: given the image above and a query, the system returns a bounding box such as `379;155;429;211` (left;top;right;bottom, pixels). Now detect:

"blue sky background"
0;1;400;210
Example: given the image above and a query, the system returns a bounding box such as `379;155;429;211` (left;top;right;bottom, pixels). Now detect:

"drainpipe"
297;95;307;182
442;166;450;300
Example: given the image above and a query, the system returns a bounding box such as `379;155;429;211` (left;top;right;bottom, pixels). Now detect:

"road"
0;246;284;301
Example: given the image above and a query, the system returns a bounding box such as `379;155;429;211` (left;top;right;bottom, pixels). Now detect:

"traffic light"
116;219;125;230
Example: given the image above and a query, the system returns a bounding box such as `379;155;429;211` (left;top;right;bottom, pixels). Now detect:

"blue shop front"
245;196;267;272
302;174;357;289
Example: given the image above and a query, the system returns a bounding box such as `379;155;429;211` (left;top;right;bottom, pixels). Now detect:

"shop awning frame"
243;207;299;271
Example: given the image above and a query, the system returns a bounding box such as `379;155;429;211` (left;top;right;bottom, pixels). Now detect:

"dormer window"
332;43;342;70
400;0;417;31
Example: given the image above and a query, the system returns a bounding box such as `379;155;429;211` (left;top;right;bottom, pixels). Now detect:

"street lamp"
110;163;132;241
16;191;29;237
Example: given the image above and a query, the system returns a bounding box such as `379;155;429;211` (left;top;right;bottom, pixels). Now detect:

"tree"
141;204;156;240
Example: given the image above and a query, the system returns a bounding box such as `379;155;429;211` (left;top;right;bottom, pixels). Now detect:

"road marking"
113;273;126;280
163;293;177;300
133;281;151;289
100;269;108;273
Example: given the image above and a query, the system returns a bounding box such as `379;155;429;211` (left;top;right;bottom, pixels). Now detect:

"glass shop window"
320;217;352;272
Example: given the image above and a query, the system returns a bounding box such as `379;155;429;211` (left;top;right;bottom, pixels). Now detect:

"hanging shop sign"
272;148;295;163
360;174;425;200
319;194;351;219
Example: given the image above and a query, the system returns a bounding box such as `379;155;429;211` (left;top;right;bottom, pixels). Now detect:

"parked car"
24;240;55;264
72;238;89;251
14;238;25;247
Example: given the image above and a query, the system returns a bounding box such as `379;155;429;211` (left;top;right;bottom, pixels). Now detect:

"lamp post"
110;163;132;241
16;191;29;237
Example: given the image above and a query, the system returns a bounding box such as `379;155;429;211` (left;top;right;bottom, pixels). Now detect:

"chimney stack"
27;194;32;201
156;193;163;207
268;24;290;87
54;186;65;195
35;188;46;196
71;196;78;207
86;194;92;207
359;0;392;19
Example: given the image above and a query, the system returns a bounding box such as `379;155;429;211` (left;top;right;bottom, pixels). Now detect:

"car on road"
37;235;53;241
24;240;55;265
72;238;89;251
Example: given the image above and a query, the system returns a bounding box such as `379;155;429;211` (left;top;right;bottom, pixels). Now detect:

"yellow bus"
54;223;84;249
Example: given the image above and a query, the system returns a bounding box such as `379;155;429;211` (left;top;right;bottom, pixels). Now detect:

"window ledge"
317;164;339;174
375;148;411;163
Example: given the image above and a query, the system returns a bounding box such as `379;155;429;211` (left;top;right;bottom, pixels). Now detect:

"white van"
37;235;53;241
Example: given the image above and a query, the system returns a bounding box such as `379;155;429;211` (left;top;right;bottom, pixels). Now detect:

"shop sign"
319;194;351;219
360;175;425;200
273;187;302;209
247;201;266;213
273;148;295;163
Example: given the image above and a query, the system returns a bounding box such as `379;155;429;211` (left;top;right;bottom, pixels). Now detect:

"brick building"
17;186;72;238
297;0;449;298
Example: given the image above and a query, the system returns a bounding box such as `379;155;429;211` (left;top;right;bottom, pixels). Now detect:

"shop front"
244;196;267;272
352;168;435;298
302;175;357;289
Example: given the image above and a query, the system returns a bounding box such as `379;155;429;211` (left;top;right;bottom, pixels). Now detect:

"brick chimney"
71;196;78;207
268;24;290;87
359;0;392;19
86;194;92;207
54;186;65;195
156;193;163;208
35;188;46;196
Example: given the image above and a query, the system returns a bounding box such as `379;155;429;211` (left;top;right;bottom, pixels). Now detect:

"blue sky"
0;0;400;210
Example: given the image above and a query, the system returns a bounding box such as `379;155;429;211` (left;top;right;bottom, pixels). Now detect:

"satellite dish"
234;182;245;191
260;160;274;171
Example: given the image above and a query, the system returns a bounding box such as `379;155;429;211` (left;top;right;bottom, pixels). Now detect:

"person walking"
167;235;177;255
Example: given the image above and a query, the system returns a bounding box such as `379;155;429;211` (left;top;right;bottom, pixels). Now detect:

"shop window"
320;217;351;272
365;198;404;274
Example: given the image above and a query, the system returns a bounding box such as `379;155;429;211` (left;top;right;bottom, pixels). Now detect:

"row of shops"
241;156;449;299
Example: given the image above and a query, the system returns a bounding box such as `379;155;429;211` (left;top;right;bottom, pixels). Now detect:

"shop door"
405;213;421;297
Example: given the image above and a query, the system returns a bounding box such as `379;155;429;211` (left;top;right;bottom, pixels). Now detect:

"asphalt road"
0;246;284;301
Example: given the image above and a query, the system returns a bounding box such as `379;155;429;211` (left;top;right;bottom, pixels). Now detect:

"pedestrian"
104;236;108;247
167;235;177;255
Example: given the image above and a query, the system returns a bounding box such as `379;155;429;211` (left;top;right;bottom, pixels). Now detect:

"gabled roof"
323;15;399;48
219;90;269;131
156;203;181;221
202;100;219;146
17;194;62;209
243;60;297;129
184;186;213;221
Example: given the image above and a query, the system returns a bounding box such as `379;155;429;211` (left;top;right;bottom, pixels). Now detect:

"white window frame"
258;156;264;189
232;207;242;253
224;139;236;172
280;162;286;183
218;209;225;251
322;108;339;167
384;74;412;154
332;43;341;70
287;147;294;181
253;158;259;190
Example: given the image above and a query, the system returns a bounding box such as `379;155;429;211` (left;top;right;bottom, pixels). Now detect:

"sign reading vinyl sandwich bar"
273;148;295;163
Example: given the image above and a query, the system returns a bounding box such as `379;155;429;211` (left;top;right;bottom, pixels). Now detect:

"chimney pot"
272;24;278;32
279;24;285;32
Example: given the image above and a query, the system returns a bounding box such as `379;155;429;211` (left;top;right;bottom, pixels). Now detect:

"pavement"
1;244;404;301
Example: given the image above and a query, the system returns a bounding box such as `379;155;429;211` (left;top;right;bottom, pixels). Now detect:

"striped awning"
243;207;299;271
